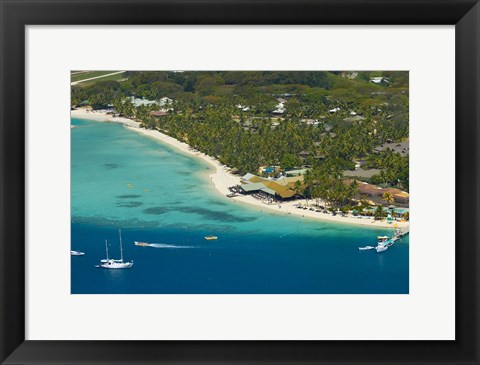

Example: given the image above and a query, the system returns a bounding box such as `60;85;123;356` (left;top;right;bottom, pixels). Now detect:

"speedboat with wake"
134;241;151;247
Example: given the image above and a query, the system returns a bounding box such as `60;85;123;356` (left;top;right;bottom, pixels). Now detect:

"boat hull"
97;261;134;269
71;250;85;256
134;241;151;247
359;246;375;251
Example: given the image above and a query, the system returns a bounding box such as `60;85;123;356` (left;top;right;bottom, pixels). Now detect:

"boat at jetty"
359;226;409;253
204;236;218;240
134;241;151;247
377;235;389;243
375;227;409;253
71;250;85;256
96;230;134;269
376;242;391;253
376;235;392;251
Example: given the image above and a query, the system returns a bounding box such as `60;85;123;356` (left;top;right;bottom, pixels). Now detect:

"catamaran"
96;230;134;269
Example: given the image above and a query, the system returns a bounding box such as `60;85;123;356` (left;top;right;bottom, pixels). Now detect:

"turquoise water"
71;118;409;294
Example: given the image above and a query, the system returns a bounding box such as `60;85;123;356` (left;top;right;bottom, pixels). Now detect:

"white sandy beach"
71;108;409;229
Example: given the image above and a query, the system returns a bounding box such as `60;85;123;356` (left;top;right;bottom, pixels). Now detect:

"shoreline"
71;108;409;229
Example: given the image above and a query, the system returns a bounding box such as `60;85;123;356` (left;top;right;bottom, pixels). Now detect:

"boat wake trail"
358;245;375;251
148;243;196;249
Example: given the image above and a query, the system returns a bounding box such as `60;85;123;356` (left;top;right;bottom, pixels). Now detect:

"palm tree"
293;180;304;198
374;205;386;220
349;180;359;198
382;192;395;205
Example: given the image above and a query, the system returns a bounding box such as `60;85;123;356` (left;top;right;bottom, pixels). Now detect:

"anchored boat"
376;235;394;252
96;230;134;269
358;246;375;251
375;226;408;253
71;250;85;256
359;226;408;253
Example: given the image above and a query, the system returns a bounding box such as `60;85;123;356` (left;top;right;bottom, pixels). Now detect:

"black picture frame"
1;1;479;364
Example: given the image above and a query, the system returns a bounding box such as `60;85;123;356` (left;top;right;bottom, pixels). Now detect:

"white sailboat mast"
119;229;124;262
105;239;109;260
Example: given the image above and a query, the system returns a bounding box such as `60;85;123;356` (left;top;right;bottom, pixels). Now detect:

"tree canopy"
71;71;409;206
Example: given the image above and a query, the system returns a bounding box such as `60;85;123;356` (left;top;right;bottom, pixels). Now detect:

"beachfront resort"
71;71;410;294
225;168;409;224
71;71;409;227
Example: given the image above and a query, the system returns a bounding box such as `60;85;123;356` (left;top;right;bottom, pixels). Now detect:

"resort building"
344;180;409;205
150;110;169;117
236;104;250;111
370;76;390;84
159;97;173;106
128;97;158;107
355;181;384;197
128;96;173;109
239;173;300;200
271;102;285;115
274;175;305;186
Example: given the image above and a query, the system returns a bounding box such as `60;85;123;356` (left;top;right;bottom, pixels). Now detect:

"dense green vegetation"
365;150;409;190
71;71;409;205
303;162;359;208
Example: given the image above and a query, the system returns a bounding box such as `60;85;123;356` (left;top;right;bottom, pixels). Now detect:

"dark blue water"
71;118;409;294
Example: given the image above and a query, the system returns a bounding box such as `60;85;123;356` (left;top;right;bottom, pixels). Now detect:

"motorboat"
376;237;394;253
204;236;218;241
134;241;151;247
376;245;389;253
377;235;390;244
71;250;85;256
358;246;375;251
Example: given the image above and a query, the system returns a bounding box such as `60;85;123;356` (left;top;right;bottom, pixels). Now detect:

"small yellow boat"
134;241;150;247
204;236;218;241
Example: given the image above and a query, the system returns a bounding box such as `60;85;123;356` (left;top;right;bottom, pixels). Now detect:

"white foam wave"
148;243;196;249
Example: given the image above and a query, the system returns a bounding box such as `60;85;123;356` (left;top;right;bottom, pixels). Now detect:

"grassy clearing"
71;71;118;83
77;72;127;87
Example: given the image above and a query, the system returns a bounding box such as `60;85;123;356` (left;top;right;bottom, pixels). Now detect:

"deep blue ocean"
71;118;409;294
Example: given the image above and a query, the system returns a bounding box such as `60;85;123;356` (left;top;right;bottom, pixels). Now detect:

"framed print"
1;0;479;364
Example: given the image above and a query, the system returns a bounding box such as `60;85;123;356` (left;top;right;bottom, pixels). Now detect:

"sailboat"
96;229;134;269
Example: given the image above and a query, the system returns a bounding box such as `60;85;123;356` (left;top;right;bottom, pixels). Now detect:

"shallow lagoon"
71;118;409;294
